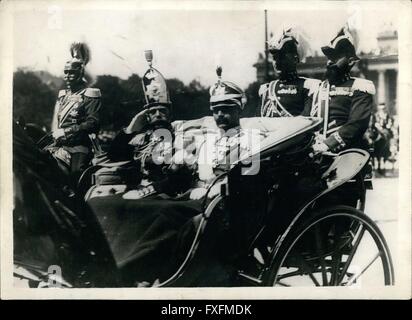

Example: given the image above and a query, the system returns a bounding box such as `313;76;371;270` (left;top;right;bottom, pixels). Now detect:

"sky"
12;1;400;89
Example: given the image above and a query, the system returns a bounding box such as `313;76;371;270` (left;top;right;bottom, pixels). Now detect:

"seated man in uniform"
88;51;192;200
259;28;320;117
309;24;376;208
163;68;320;285
185;66;264;200
311;24;375;154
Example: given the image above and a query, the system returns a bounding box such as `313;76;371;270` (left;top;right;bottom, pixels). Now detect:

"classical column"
377;70;386;105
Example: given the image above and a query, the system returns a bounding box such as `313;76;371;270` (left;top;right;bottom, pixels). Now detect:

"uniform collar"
328;73;351;86
68;84;86;95
221;125;241;138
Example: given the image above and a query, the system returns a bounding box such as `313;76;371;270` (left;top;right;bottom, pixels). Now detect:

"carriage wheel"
264;205;394;287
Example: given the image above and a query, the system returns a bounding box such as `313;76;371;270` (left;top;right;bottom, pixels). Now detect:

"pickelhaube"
321;24;360;61
267;27;310;62
141;50;172;109
209;66;246;110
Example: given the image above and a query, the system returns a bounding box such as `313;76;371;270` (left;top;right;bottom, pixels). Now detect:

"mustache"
149;118;169;127
215;117;229;126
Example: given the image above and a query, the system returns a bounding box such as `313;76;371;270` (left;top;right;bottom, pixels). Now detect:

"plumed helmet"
321;24;360;61
209;66;246;110
64;42;91;83
141;50;172;109
268;27;311;62
64;60;83;72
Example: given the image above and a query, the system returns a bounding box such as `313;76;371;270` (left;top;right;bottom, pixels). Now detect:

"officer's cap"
209;66;246;110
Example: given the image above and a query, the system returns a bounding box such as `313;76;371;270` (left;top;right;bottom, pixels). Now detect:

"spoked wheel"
264;205;394;287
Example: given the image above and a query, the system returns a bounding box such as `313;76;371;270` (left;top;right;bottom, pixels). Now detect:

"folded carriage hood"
239;116;322;164
177;116;321;142
175;116;322;164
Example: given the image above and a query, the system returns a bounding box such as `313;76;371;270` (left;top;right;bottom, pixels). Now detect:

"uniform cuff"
324;132;346;152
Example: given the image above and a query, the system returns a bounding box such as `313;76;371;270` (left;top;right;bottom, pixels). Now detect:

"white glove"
207;183;222;199
171;149;196;167
122;185;156;200
189;187;208;200
312;141;329;154
125;109;149;134
52;128;65;140
189;180;226;200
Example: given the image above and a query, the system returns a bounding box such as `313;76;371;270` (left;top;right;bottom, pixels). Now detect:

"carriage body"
158;117;394;287
13;117;394;288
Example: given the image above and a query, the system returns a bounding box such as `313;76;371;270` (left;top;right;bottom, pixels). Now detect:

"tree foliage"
13;69;57;130
13;70;259;132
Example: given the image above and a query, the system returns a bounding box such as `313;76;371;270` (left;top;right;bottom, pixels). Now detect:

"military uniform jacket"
52;86;101;151
314;77;375;152
128;129;174;181
196;126;265;184
259;77;320;117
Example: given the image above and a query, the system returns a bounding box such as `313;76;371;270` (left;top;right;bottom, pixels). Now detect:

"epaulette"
84;88;101;98
352;78;376;95
258;83;269;97
302;77;321;96
58;89;66;98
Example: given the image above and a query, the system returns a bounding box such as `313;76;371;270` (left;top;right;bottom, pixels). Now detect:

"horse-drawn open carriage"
13;115;394;288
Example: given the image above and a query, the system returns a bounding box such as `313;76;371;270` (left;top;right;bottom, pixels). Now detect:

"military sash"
310;87;320;117
315;81;330;138
261;80;293;117
58;89;86;127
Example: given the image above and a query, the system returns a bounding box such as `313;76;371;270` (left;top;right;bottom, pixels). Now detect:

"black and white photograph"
1;0;411;299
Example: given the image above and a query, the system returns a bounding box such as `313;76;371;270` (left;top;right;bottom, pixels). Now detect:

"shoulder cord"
134;138;160;173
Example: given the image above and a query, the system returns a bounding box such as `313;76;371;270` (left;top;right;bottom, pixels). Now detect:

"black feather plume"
70;42;91;65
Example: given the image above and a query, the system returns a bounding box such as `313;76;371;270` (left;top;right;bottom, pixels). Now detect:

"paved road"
364;176;398;240
364;176;399;279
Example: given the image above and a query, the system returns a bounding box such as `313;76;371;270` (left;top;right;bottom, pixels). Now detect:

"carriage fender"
320;149;370;190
